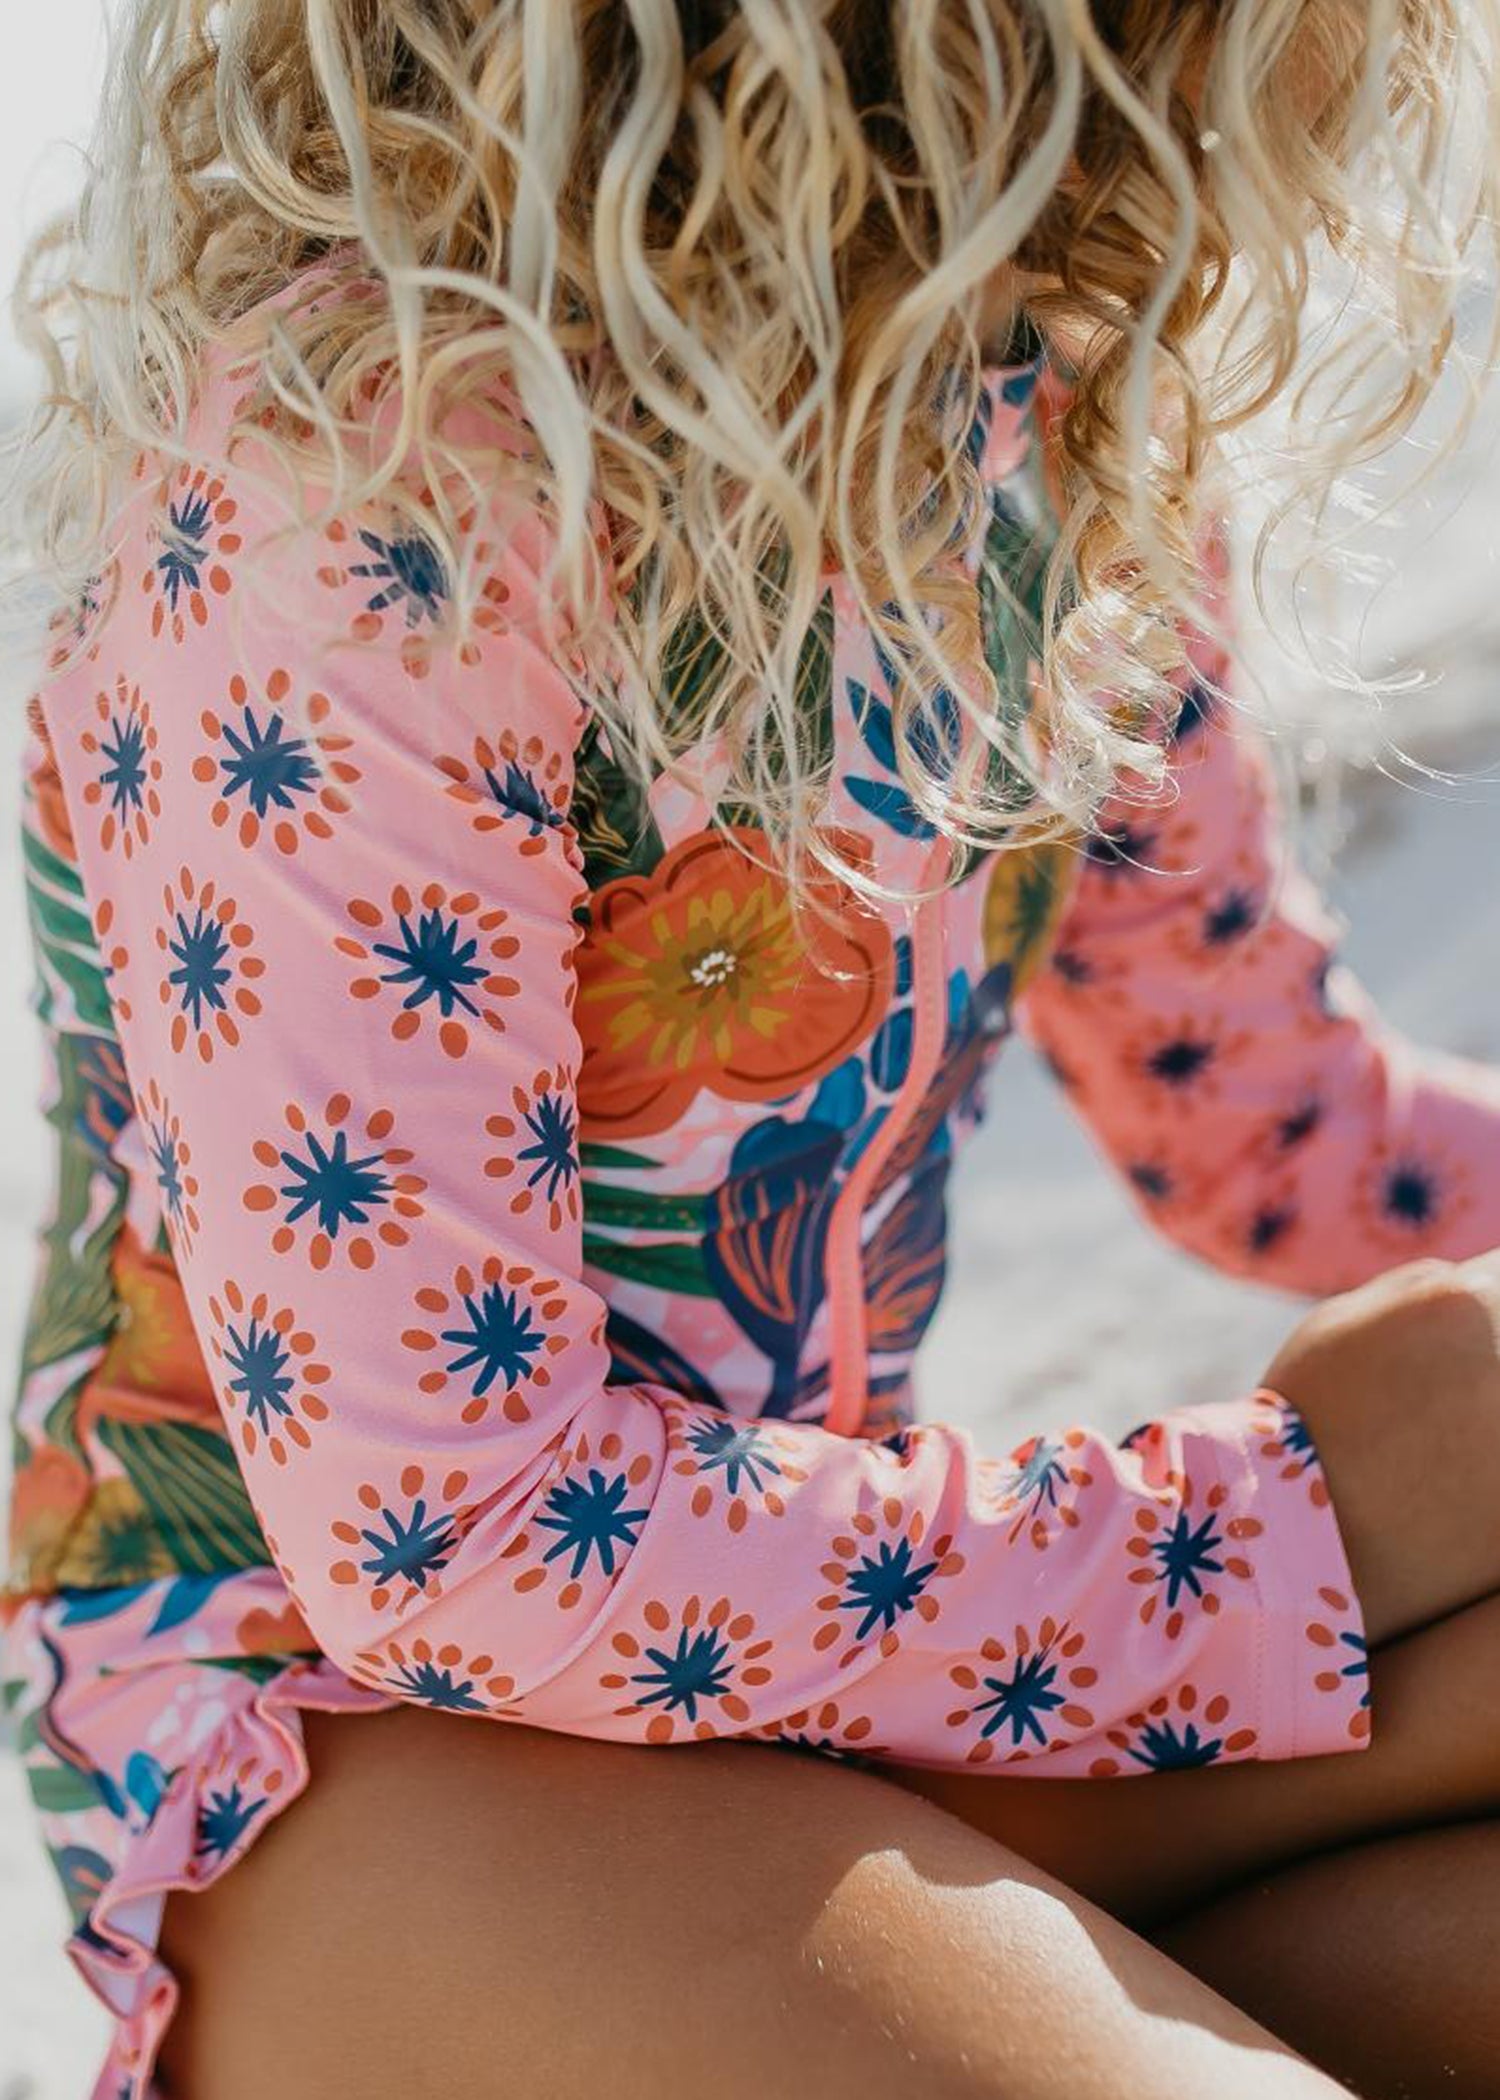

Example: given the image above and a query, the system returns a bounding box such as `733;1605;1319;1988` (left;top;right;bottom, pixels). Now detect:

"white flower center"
689;947;738;989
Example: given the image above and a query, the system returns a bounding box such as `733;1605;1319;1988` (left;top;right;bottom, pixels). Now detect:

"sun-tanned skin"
159;1255;1500;2100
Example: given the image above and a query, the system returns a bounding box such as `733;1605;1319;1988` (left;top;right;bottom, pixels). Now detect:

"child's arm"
1016;604;1500;1295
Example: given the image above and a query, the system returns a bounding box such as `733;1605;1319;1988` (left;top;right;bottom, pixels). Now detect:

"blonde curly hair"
4;0;1497;889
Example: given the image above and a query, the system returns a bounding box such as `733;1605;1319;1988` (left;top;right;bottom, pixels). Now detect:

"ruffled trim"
68;1659;395;2100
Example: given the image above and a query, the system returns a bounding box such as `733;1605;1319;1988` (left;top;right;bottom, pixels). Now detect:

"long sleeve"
1017;577;1500;1298
36;392;1371;1777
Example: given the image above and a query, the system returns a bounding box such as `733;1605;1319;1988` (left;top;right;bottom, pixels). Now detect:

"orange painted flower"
7;1444;92;1586
576;826;893;1139
25;696;77;860
87;1223;220;1432
236;1599;317;1657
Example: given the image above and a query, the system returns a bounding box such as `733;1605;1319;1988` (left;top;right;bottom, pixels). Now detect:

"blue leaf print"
870;1007;914;1092
124;1750;171;1823
847;678;898;772
907;684;963;777
965;387;993;470
57;1583;151;1626
845;775;935;840
844;662;960;841
809;1055;867;1133
147;1571;238;1637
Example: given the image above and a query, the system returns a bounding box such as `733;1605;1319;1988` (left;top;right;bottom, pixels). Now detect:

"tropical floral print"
5;301;1500;2100
576;825;895;1139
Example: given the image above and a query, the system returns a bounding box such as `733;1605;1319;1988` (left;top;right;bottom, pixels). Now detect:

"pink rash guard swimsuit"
7;274;1500;2098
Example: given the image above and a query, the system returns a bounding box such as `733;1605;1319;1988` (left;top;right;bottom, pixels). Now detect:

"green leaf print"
26;1761;108;1816
572;715;665;888
96;1417;270;1577
22;824;118;1035
580;1179;710;1234
578;1141;662;1171
24;1035;131;1445
583;1235;716;1298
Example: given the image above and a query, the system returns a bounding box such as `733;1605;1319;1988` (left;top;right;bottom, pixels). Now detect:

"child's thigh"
157;1705;1339;2100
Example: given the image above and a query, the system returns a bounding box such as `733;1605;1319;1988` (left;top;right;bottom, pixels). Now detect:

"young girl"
7;4;1500;2096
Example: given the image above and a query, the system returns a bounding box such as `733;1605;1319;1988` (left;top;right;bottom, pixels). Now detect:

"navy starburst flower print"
683;1418;783;1499
534;1467;650;1579
1248;1204;1297;1255
1276;1409;1318;1475
483;755;561;838
215;707;320;820
1083;820;1159;877
1127;1717;1226;1771
1333;1629;1370;1709
149;1120;186;1224
1306;1592;1372;1739
156;869;265;1062
999;1436;1066;1516
601;1593;771;1741
222;1315;294;1436
167;907;233;1031
1128;1162;1174;1202
385;1656;488;1712
1202;889;1258;946
972;1646;1067;1749
1150;1511;1225;1611
246;1094;423;1270
373;905;487;1019
839;1536;942;1643
439;1278;547;1399
356;1495;460;1593
157;492;214;608
1277;1098;1324;1151
194;1781;267;1863
1051;948;1094;987
207;1279;331;1466
279;1127;391;1239
1146;1034;1216;1088
196;669;359;852
1382;1160;1439;1229
342;884;521;1058
351;528;448;626
483;1066;584;1230
143;463;240;640
99;710;148;821
402;1258;565;1422
80;679;163;854
629;1621;736;1721
517;1088;579;1208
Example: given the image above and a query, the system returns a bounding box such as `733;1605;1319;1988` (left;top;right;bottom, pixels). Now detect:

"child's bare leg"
1157;1820;1500;2100
158;1706;1351;2100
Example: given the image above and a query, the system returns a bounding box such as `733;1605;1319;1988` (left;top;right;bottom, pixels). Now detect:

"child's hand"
1262;1255;1500;1647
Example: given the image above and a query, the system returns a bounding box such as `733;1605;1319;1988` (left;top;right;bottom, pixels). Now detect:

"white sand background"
1;14;1499;2094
